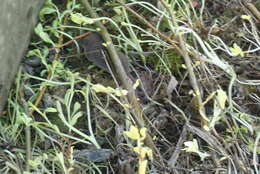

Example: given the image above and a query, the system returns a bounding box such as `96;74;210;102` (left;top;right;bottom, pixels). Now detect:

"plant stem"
81;0;158;152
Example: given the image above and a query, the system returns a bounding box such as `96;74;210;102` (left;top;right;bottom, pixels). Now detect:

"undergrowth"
0;0;259;173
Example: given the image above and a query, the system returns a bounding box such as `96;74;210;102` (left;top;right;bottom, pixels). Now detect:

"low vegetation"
0;0;259;173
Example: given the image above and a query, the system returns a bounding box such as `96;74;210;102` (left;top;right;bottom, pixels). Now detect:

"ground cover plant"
0;0;260;173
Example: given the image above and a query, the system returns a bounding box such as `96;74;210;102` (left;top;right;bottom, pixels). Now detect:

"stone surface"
0;0;45;111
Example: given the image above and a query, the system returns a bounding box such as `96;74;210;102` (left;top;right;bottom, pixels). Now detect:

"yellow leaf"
203;125;210;131
230;43;244;57
122;104;131;108
209;89;227;129
138;160;148;174
241;15;251;20
139;128;147;140
91;84;114;93
181;64;187;69
194;61;201;66
114;88;128;96
146;147;153;161
133;147;153;161
124;125;140;140
216;89;227;110
133;147;146;160
183;139;210;161
195;90;200;96
70;13;94;25
107;87;115;93
102;41;111;47
188;90;194;95
183;139;199;153
133;147;142;156
92;84;128;96
133;79;140;89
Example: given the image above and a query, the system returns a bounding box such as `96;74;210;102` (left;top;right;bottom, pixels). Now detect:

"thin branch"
81;0;158;152
158;0;206;125
168;125;187;168
20;89;31;172
244;2;260;22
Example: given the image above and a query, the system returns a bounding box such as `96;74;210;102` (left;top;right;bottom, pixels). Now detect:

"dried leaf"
183;139;199;153
167;75;178;98
216;89;227;110
209;89;227;129
183;139;210;161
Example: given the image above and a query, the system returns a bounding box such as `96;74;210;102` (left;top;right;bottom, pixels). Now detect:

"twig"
159;0;206;125
244;2;260;22
253;133;260;173
186;124;227;155
49;31;91;51
167;125;187;168
81;0;158;152
81;0;141;124
19;87;31;172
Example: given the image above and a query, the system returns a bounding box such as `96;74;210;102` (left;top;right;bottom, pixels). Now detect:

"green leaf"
70;13;95;25
70;111;83;126
73;102;81;114
28;159;40;168
39;7;56;21
42;46;50;58
26;49;41;57
21;113;33;126
45;107;57;113
46;25;59;39
34;23;55;45
64;89;73;106
52;124;60;133
113;7;122;15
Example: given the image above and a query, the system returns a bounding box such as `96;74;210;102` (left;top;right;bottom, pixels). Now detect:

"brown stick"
244;2;260;22
81;0;158;152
